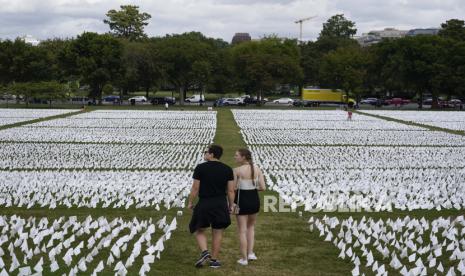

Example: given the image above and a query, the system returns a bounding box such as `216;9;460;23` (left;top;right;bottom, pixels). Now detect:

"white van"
185;95;205;103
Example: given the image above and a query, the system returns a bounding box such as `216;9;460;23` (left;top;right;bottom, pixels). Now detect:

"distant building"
368;28;408;39
20;35;40;46
356;28;408;46
232;33;251;44
356;27;441;46
406;28;441;36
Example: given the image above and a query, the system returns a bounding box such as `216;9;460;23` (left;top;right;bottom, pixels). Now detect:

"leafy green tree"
102;83;114;96
300;15;358;88
61;32;123;103
154;32;222;104
104;5;151;41
300;37;358;87
38;38;72;82
208;47;234;94
191;60;212;101
372;36;445;108
120;41;165;97
439;19;465;41
10;81;67;107
434;40;465;101
319;14;357;39
369;39;407;98
0;39;55;84
436;20;465;100
232;37;303;103
398;36;445;108
319;46;367;102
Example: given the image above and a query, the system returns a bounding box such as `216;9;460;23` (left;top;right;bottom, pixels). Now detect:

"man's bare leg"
211;228;224;260
194;228;211;267
195;228;208;252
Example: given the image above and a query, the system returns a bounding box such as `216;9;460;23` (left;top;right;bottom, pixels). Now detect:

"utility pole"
295;16;317;42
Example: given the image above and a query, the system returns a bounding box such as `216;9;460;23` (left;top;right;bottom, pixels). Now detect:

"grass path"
153;109;352;275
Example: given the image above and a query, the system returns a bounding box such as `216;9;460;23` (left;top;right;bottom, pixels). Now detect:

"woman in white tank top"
233;148;266;266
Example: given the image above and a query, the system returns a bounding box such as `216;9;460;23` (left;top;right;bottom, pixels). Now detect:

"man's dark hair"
208;145;223;159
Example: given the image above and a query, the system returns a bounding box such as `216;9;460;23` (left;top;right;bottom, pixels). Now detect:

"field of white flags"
234;110;465;146
233;109;465;274
233;109;465;211
0;171;191;209
0;109;217;272
308;215;465;276
0;143;205;170
0;110;215;144
0;110;216;208
0;215;177;275
0;108;79;127
362;110;465;132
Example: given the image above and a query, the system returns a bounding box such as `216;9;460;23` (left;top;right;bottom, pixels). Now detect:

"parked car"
448;99;463;108
103;95;120;103
360;98;378;105
70;97;89;103
185;95;205;103
374;99;390;107
0;94;16;100
128;96;147;103
222;98;245;106
213;98;225;107
242;96;268;105
438;99;463;108
150;97;176;105
422;98;453;106
293;100;312;107
386;98;409;106
449;99;462;105
422;98;433;105
273;98;294;104
29;98;48;104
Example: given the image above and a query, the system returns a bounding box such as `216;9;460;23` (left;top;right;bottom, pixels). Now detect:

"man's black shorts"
189;196;231;234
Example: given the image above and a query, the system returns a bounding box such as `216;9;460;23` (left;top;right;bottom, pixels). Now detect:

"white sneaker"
248;253;257;261
237;258;248;266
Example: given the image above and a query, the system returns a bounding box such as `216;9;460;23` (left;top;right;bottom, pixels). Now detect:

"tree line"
0;5;464;107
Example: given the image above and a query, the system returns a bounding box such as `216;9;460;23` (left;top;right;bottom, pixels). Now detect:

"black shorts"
234;189;260;215
189;196;231;234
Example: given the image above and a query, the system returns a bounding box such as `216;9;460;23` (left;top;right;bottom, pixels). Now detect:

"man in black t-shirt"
188;145;235;269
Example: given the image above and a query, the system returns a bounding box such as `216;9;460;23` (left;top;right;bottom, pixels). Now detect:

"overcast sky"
0;0;463;42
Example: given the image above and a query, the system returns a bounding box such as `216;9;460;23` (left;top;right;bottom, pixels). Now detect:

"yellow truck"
302;88;356;105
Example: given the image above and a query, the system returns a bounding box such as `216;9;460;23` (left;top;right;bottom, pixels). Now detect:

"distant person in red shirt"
347;110;353;121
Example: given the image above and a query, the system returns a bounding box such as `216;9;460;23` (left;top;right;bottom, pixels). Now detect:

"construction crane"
295;16;317;42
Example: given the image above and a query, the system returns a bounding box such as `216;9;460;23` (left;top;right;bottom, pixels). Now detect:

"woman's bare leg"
236;215;248;260
246;214;257;255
